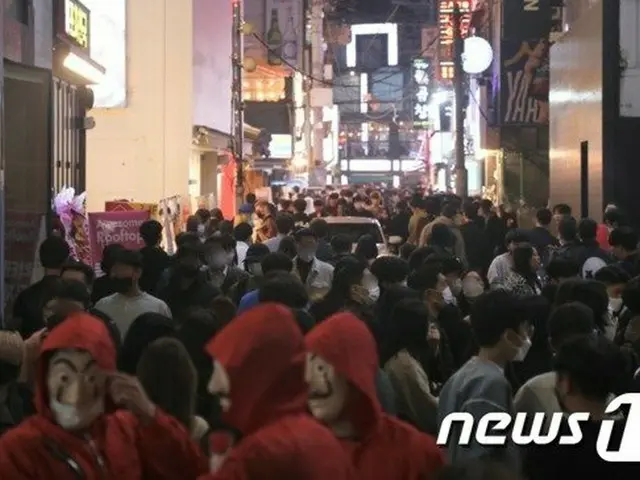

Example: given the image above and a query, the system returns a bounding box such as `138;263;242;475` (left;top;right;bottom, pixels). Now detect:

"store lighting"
432;90;451;105
346;23;398;68
63;51;106;85
360;73;368;113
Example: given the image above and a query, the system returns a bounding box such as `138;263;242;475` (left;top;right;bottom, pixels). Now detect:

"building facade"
328;1;436;186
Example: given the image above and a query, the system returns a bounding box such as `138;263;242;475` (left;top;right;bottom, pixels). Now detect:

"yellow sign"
65;0;89;49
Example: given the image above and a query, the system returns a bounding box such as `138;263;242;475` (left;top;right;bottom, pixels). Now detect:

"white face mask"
50;397;104;430
197;224;206;236
442;286;456;305
297;249;316;263
609;297;624;313
513;336;532;362
368;285;380;302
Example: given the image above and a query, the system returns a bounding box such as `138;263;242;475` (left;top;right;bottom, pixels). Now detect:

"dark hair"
470;290;529;347
535;208;553;226
39;236;71;270
218;220;234;236
186;215;200;233
51;279;91;308
547;302;595;348
429;224;455;248
118;313;176;374
441;202;458;219
330;234;352;254
408;246;436;271
504;229;529;246
309;218;329;239
113;249;143;269
233;222;253;243
379;299;430;365
609;226;638;251
195;208;211;223
210;208;224;222
139;220;163;247
578;218;598;241
137;338;197;430
327;256;366;299
622;276;640;314
558;217;578;242
399;243;417;261
61;260;95;286
294;228;315;242
209;296;237;326
100;243;125;275
409;194;425;210
245;193;256;204
354;234;378;261
370;256;409;285
554;334;628;401
603;208;624;227
546;257;580;281
293;198;307;213
261;252;293;275
258;273;308;309
175;232;200;249
175;242;204;262
555;279;608;332
553;203;572;216
205;233;236;251
407;264;441;294
512;243;536;278
275;213;294;235
594;265;631;286
277;236;298;259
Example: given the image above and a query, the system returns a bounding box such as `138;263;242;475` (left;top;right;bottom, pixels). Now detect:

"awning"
244;101;291;135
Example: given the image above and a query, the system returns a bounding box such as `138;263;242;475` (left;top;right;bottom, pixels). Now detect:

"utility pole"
452;3;468;198
231;0;245;210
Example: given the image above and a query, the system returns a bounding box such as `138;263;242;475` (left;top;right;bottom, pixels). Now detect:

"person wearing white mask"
594;265;631;341
292;228;334;301
204;234;249;295
370;256;410;297
437;290;532;470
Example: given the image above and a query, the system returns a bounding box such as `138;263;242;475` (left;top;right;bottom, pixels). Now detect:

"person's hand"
18;329;47;384
108;373;156;422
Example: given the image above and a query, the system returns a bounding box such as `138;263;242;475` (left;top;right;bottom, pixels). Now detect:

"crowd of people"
0;185;639;479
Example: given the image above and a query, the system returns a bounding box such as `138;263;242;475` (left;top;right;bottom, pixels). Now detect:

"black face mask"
112;277;133;294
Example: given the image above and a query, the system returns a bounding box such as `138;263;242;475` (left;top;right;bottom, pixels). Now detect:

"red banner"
87;211;150;271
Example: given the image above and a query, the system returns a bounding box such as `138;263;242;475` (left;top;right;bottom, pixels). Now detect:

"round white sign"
462;37;493;74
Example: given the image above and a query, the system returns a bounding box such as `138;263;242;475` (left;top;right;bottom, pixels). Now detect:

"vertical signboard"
437;0;472;82
500;0;551;125
264;0;302;69
412;59;431;129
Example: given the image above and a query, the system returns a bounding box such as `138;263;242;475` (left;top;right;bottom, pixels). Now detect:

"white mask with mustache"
304;353;348;425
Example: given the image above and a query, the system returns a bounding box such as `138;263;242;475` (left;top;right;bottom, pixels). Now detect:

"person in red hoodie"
201;303;353;479
304;312;445;479
0;312;207;479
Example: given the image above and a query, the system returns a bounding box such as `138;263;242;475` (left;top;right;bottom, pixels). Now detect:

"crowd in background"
0;184;638;478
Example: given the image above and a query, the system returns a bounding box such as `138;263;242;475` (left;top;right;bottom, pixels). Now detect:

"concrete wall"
549;0;603;218
86;0;193;211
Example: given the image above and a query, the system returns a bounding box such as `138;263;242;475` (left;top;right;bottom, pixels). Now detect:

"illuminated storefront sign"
438;0;472;81
412;59;431;129
62;0;90;50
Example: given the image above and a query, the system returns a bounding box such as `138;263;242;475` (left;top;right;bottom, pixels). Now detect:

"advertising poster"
264;0;302;69
500;0;551;125
4;212;44;319
88;211;150;272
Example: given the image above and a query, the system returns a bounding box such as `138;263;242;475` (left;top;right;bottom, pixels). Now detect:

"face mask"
197;224;206;236
208;253;227;269
50;397;104;430
225;251;235;266
248;263;262;276
451;279;463;296
609;297;624;313
368;285;380;302
442;286;456;305
298;249;316;263
112;277;133;294
512;335;532;362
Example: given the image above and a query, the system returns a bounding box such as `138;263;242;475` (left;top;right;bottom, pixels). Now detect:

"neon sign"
438;0;472;81
412;59;431;129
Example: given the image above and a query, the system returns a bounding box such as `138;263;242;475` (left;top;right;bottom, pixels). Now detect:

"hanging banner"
412;59;431;129
438;0;472;81
263;0;302;69
88;211;150;272
500;0;552;125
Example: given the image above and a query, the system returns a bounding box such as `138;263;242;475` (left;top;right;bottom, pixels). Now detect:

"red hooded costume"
305;312;445;479
0;313;207;479
200;304;353;479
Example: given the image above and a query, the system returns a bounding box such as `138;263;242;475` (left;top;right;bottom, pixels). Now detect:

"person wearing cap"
228;243;270;306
